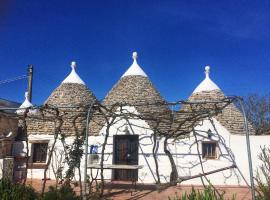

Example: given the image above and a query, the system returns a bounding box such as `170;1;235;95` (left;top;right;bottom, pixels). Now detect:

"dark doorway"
113;135;139;181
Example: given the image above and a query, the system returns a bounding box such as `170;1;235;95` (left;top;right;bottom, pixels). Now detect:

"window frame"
29;140;49;167
201;141;218;159
32;143;48;163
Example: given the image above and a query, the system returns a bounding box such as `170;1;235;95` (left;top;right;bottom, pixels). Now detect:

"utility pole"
27;65;33;102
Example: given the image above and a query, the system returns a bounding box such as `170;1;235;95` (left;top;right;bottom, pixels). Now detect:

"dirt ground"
27;179;251;200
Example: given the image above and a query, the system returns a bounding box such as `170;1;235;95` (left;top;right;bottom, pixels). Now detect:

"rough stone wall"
89;75;171;135
0;113;18;138
0;140;12;158
0;114;17;159
27;83;96;136
187;90;255;135
26;117;55;135
2;157;14;180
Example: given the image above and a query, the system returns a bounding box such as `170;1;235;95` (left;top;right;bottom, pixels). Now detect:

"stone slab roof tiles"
45;83;95;107
27;62;96;136
89;52;170;135
186;66;254;135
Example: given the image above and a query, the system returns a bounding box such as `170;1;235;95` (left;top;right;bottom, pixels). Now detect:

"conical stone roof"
45;62;95;107
27;62;96;136
185;66;254;135
90;52;170;135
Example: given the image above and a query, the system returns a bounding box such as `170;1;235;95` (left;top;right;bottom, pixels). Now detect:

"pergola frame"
0;96;255;200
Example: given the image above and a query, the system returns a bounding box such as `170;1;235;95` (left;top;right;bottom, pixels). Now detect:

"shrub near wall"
0;179;37;200
42;185;80;200
168;186;236;200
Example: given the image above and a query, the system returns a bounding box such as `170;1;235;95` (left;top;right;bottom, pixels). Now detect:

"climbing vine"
15;96;245;199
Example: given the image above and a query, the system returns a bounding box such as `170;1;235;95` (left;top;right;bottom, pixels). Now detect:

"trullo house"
9;53;270;187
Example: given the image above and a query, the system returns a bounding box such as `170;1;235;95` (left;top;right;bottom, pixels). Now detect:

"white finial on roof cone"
192;65;220;93
25;92;29;100
205;66;210;78
62;61;85;85
132;52;138;60
121;51;147;77
16;91;33;114
71;61;76;69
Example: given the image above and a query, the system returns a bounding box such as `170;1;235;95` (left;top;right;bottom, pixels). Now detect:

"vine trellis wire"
0;96;255;200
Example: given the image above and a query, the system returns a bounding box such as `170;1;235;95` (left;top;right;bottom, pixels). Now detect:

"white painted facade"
12;107;268;186
86;106;270;186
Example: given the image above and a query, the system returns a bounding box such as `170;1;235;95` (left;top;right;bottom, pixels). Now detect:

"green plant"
168;185;236;200
42;184;80;200
255;146;270;200
0;178;37;200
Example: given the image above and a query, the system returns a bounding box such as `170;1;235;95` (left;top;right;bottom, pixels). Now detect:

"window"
202;142;217;159
32;143;48;163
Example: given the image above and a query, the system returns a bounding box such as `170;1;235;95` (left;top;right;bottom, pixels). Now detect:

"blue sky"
0;0;270;104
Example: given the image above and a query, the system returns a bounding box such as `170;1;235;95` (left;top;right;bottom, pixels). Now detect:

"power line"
0;75;27;85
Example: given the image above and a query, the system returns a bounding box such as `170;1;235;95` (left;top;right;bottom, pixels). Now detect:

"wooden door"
113;135;139;181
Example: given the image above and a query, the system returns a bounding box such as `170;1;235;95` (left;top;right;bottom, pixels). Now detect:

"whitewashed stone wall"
88;107;270;185
18;106;270;186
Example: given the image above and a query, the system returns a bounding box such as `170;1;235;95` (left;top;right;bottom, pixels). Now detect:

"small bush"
0;178;37;200
168;185;235;200
255;146;270;200
87;182;110;200
42;184;80;200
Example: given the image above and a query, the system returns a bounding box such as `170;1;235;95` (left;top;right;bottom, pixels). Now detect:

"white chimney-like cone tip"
132;52;138;60
192;65;220;93
62;61;85;85
25;92;29;100
205;65;210;78
71;61;76;69
121;51;147;77
16;91;33;114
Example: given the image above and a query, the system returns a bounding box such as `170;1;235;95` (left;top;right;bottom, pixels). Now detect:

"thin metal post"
238;97;256;200
83;104;94;200
27;65;33;102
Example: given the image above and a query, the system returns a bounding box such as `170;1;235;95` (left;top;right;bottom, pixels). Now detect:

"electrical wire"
0;75;27;85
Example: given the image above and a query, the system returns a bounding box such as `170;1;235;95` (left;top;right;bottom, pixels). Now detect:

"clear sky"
0;0;270;105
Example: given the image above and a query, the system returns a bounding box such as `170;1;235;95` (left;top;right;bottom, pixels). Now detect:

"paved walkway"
103;182;251;200
27;179;252;200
